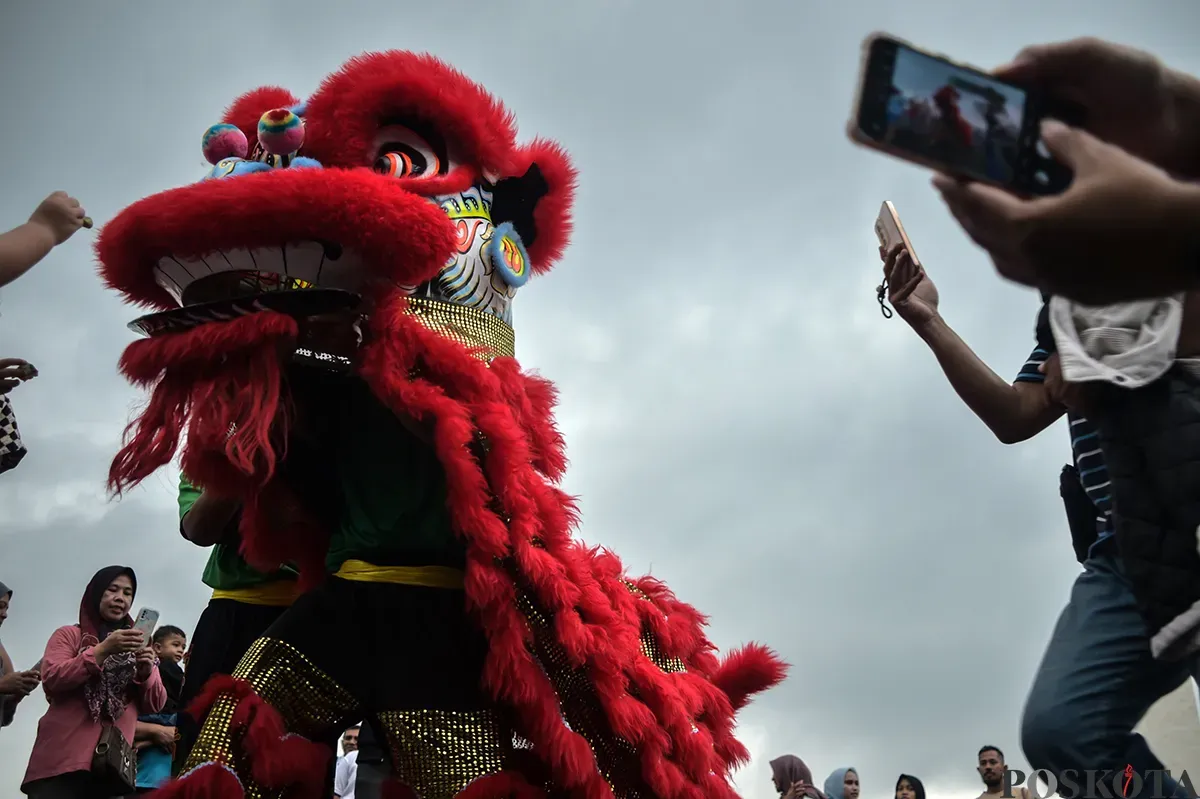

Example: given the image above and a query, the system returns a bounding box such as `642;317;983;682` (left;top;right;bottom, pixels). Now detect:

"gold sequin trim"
375;708;509;799
405;297;515;361
232;637;360;739
624;583;688;674
183;637;360;799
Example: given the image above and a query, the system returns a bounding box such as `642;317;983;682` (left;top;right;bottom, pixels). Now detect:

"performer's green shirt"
178;475;299;591
325;378;462;572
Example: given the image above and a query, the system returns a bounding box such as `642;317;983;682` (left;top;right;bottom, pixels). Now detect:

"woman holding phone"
21;566;166;799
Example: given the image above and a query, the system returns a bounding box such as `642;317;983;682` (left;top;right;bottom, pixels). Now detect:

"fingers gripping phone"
848;33;1084;196
874;201;919;318
132;607;160;647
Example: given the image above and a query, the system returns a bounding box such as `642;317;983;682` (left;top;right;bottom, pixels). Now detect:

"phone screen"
855;37;1081;195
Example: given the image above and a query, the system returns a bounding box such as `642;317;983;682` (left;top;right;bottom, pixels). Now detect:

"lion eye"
371;125;442;179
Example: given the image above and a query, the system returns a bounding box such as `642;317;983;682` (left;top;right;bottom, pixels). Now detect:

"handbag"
0;394;27;475
91;723;137;796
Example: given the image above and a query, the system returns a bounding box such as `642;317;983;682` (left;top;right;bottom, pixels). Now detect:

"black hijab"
79;565;136;646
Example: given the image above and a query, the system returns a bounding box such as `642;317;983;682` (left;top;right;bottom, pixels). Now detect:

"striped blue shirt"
1015;347;1114;543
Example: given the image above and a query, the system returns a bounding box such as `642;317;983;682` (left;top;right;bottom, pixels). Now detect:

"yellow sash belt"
210;580;299;607
334;559;465;589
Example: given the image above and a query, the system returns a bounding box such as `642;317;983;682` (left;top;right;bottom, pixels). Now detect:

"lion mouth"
154;240;365;306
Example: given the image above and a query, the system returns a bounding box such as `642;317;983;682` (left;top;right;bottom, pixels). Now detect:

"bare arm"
0;222;55;288
916;314;1064;444
181;491;242;547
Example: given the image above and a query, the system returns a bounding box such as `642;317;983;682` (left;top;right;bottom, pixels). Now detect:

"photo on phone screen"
851;35;1083;196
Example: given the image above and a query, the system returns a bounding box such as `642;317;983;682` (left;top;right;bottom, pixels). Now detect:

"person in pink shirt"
21;566;166;798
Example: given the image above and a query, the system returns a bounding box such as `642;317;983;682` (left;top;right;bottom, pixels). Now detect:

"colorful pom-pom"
289;156;322;170
258;108;305;156
201;124;248;165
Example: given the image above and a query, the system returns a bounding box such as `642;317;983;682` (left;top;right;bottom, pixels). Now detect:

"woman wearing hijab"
771;755;828;799
896;774;926;799
21;566;167;798
825;767;861;799
1;580;42;729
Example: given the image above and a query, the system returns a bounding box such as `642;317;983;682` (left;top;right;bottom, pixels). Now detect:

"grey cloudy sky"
2;1;1199;796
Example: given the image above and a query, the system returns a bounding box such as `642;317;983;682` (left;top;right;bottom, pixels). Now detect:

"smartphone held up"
873;201;920;319
132;607;160;647
847;33;1084;196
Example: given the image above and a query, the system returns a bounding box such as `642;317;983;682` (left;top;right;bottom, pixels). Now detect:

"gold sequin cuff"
232;636;360;739
405;297;515;361
376;708;508;799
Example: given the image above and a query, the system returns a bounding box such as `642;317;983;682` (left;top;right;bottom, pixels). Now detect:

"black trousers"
23;771;115;799
173;598;288;773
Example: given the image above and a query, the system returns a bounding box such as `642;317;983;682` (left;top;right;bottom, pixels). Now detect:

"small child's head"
152;625;187;664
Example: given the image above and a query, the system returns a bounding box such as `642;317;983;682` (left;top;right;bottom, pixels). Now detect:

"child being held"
134;626;186;792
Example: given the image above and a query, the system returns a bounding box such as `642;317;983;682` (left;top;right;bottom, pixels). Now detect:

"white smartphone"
132;607;160;646
30;659;43;673
874;201;920;267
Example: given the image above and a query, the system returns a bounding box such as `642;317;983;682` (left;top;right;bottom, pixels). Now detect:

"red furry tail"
710;644;789;712
108;313;298;496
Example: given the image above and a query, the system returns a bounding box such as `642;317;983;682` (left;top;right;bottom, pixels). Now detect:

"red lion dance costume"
98;51;786;799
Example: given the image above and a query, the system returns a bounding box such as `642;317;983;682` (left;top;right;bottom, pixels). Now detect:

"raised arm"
134;663;167;715
179;473;241;547
0;192;87;288
883;245;1063;444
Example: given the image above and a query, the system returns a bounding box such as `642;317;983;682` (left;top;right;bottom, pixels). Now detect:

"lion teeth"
152;241;364;306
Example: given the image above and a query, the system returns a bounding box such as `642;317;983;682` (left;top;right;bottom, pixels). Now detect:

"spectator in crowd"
933;38;1200;305
341;725;359;755
882;224;1200;797
334;725;360;799
20;566;167;798
770;755;825;799
895;774;925;799
0;580;41;730
977;745;1029;799
0;191;88;288
824;767;860;799
133;625;187;792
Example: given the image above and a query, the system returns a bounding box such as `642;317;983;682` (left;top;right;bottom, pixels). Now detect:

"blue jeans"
1022;546;1200;798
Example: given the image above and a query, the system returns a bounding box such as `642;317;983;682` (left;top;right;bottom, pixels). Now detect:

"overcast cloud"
2;1;1199;796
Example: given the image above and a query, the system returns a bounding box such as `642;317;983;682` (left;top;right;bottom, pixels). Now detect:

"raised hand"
28;191;87;245
881;243;940;328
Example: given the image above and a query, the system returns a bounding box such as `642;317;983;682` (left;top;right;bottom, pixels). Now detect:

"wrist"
20;220;58;252
912;311;947;340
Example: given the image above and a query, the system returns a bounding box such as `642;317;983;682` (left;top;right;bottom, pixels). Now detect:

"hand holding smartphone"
848;33;1084;196
132;607;160;647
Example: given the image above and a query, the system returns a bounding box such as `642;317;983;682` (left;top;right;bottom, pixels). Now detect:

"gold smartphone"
874;201;919;267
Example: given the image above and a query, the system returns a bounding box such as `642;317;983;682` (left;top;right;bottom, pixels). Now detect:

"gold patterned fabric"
182;637;360;799
376;709;509;798
182;636;518;799
232;637;360;738
405;297;516;361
